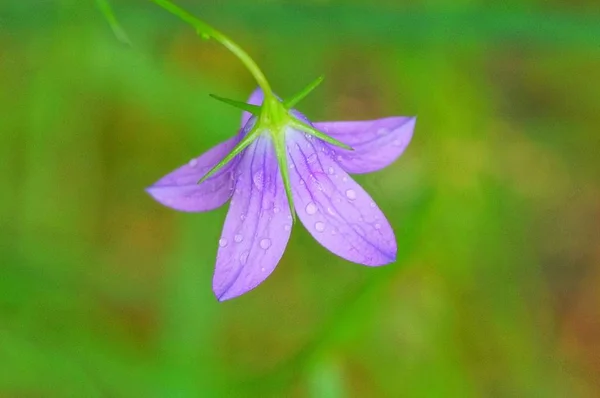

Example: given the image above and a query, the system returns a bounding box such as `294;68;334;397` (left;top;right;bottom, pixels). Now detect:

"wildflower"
145;0;415;300
147;88;415;300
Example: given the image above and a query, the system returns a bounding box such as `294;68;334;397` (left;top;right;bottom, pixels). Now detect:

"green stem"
149;0;274;99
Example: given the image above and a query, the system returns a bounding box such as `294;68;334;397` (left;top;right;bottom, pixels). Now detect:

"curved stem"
150;0;274;98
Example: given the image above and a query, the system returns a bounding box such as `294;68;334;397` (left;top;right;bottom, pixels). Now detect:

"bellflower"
147;88;415;300
144;0;415;300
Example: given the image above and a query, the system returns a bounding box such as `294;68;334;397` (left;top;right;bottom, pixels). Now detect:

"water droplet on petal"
375;223;381;230
377;128;389;136
327;167;335;175
299;180;305;185
284;224;291;231
331;228;337;235
315;222;325;232
189;158;198;167
393;139;402;146
234;234;243;243
327;207;336;216
308;153;318;164
273;207;280;214
240;251;249;264
345;189;357;200
261;267;266;272
305;202;317;215
370;202;376;208
253;171;264;191
342;176;348;182
218;238;228;247
240;214;246;221
260;238;271;249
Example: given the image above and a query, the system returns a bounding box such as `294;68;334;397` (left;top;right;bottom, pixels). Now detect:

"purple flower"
147;88;415;301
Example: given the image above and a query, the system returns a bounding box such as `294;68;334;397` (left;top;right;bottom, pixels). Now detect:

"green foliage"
1;1;599;396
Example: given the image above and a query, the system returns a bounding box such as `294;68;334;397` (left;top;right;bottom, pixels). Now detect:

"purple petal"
213;134;293;301
241;88;265;127
146;136;240;212
314;117;415;174
286;128;397;266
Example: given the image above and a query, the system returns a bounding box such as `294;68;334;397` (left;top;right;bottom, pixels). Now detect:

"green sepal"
209;94;262;115
291;120;353;151
197;128;259;184
273;134;297;224
284;75;324;109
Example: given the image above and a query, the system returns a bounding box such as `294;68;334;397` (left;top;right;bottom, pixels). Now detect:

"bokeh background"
2;1;600;396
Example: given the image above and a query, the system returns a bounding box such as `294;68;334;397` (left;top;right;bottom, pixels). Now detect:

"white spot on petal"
253;171;264;191
260;238;271;249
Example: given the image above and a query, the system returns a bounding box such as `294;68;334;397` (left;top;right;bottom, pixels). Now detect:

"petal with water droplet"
146;135;242;212
313;117;415;174
213;134;292;301
286;128;396;266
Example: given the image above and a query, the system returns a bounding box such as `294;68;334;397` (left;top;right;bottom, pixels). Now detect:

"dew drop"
273;207;280;214
234;234;243;243
240;214;246;221
305;202;317;215
327;207;336;216
260;238;271;249
299;180;305;185
377;128;389;136
327;167;335;175
240;251;249;264
261;267;266;272
345;189;357;200
375;223;381;230
342;176;348;182
331;228;338;235
307;153;318;164
188;158;198;168
284;224;291;231
218;238;228;247
370;202;376;208
393;139;402;146
252;171;264;191
315;222;325;232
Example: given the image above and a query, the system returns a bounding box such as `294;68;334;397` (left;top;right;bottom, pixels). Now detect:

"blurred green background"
1;1;600;397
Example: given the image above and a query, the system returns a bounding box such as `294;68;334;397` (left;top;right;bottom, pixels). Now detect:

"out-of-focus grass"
1;1;599;397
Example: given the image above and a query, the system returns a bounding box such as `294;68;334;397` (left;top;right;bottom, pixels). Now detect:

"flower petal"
213;134;293;301
313;117;415;174
146;137;240;212
241;88;265;127
286;128;397;266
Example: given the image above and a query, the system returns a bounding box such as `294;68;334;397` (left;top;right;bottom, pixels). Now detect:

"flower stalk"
149;0;275;101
